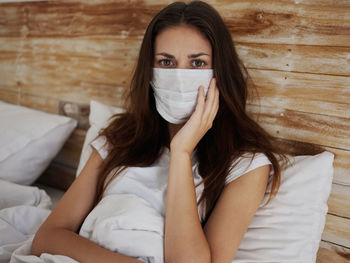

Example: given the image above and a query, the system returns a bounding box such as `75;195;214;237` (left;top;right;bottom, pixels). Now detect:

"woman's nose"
176;60;189;69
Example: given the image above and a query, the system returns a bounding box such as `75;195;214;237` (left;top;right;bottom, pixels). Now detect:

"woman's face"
154;25;212;69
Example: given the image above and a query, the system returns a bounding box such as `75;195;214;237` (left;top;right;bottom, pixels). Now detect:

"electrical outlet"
59;100;90;130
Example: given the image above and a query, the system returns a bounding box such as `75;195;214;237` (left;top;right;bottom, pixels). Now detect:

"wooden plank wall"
0;0;349;261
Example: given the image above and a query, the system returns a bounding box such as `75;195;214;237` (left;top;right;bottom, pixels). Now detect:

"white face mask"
150;68;214;124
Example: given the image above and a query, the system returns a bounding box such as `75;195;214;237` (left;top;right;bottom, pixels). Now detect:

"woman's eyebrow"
155;52;175;58
155;52;210;58
188;53;210;58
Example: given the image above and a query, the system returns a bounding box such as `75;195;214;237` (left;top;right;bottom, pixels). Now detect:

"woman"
32;1;285;262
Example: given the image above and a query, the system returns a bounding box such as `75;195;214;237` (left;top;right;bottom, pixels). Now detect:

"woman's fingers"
212;87;220;120
209;83;219;118
190;77;219;131
203;78;218;125
194;85;205;115
206;78;216;105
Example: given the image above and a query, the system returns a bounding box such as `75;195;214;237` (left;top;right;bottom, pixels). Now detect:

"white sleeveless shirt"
91;136;272;222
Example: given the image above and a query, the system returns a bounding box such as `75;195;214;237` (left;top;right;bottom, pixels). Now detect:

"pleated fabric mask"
150;68;214;124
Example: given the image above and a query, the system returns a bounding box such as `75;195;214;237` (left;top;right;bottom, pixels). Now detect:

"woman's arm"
165;79;219;263
165;151;210;263
166;157;269;263
31;149;143;263
165;78;270;263
203;165;270;262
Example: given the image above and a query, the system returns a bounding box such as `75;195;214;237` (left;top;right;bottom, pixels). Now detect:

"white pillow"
0;101;77;185
233;151;334;263
0;179;52;210
76;101;334;262
76;100;124;177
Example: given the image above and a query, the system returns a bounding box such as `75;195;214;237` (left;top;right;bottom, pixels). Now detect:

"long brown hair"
94;1;286;224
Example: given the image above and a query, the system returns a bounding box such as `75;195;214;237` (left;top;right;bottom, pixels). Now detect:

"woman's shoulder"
225;152;272;185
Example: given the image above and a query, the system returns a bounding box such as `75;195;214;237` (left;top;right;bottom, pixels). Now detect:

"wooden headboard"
0;0;349;261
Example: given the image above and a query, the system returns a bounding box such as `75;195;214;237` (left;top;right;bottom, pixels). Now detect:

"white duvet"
0;179;164;263
79;194;164;263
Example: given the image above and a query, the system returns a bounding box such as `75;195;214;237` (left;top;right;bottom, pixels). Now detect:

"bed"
0;99;340;263
0;1;348;261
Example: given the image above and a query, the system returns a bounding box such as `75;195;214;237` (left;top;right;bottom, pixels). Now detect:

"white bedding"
0;180;162;263
1;151;334;263
79;194;164;263
31;183;65;209
0;179;78;263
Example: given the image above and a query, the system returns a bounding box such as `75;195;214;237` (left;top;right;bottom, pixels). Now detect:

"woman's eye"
192;60;206;68
159;59;174;67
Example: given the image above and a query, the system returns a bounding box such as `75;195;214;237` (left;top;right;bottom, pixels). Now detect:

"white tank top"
91;136;272;221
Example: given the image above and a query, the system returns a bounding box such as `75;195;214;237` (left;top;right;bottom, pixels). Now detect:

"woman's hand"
166;79;218;262
170;77;219;155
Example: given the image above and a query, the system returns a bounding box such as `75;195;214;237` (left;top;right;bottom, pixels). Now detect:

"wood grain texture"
0;51;18;89
19;92;59;113
327;148;350;186
247;104;350;150
317;241;350;263
328;183;350;219
0;37;137;106
237;43;350;76
16;53;128;95
0;0;349;46
0;37;140;61
248;69;350;119
0;1;141;38
322;214;350;249
213;0;350;46
0;88;18;104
